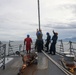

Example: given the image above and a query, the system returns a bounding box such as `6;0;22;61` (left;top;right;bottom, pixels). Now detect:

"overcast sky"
0;0;76;41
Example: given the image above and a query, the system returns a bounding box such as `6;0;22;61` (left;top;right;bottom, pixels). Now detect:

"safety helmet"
46;32;49;35
27;34;29;37
37;31;41;35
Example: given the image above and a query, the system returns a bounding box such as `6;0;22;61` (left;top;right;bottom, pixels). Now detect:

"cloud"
43;22;76;29
0;0;76;41
58;3;76;21
63;4;76;15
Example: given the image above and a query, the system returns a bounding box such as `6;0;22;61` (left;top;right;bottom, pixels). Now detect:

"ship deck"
0;51;76;75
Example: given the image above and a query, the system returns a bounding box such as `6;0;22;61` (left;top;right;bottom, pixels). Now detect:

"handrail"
57;40;76;55
0;42;6;69
8;41;22;56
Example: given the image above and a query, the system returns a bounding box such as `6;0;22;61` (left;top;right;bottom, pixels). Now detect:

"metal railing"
57;40;76;55
0;41;6;69
8;40;23;56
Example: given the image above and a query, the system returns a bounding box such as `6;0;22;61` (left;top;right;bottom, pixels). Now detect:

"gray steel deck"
0;52;75;75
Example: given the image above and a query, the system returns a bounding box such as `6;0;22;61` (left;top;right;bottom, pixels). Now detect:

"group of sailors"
24;29;58;55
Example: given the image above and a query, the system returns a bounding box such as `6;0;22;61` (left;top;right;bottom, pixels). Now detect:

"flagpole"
37;0;40;30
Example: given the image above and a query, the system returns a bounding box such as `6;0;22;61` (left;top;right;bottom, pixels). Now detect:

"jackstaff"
37;0;40;30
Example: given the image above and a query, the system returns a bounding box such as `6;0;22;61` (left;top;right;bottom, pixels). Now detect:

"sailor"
35;38;43;52
36;29;43;39
24;35;32;54
35;29;44;52
45;32;51;52
49;30;58;55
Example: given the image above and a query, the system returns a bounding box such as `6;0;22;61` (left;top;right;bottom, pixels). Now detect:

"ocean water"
56;41;76;60
1;40;76;56
2;40;36;55
0;40;36;67
2;41;23;55
0;40;76;67
56;41;76;53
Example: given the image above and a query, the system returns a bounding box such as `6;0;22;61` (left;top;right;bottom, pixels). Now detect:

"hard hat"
27;34;29;37
46;32;49;35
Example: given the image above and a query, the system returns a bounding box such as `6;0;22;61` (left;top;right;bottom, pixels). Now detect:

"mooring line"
42;51;73;75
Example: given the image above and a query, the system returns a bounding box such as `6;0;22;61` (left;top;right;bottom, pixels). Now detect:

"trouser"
45;42;50;51
35;39;43;52
50;42;56;54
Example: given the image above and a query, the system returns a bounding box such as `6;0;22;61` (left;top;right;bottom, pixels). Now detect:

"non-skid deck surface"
46;52;76;75
0;53;68;75
0;56;23;75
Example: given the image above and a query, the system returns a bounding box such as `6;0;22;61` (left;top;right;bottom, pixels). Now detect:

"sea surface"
2;40;36;55
0;39;76;67
1;39;76;56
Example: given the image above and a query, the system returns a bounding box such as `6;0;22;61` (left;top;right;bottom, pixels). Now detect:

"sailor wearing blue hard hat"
45;32;51;52
27;34;29;37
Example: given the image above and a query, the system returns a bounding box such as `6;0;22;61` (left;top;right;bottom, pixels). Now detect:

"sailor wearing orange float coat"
24;35;32;54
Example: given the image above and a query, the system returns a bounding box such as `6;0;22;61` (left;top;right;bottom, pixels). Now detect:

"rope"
42;51;73;75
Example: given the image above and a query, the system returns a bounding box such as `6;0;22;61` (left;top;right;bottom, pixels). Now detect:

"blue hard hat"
27;34;29;37
46;32;49;35
37;31;41;35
